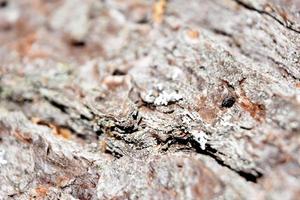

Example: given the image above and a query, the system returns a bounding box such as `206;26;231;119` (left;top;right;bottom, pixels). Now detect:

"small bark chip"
221;96;236;108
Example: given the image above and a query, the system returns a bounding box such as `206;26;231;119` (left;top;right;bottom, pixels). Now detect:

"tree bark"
0;0;300;199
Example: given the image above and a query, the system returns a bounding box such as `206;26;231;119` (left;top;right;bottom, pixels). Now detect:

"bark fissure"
234;0;300;34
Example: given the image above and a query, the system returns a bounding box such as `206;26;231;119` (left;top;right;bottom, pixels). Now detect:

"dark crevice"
104;150;123;159
221;96;236;108
104;143;124;159
76;133;90;140
79;114;90;121
162;136;263;183
160;136;191;151
159;134;263;182
210;28;233;38
190;139;263;183
234;0;300;34
46;145;51;156
44;97;94;121
43;97;68;114
5;95;33;104
237;170;263;183
267;56;300;81
70;40;86;48
113;124;138;134
112;69;127;76
0;1;7;8
240;126;253;130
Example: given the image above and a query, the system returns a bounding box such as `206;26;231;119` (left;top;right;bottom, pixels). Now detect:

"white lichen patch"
191;130;208;150
154;91;183;106
0;149;7;165
141;86;183;106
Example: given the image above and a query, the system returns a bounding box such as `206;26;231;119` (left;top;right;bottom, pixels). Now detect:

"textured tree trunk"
0;0;300;199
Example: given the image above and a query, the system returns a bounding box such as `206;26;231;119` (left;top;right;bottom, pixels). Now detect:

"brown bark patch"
31;117;72;139
196;96;220;124
153;0;167;23
239;97;266;122
34;185;49;199
13;131;33;144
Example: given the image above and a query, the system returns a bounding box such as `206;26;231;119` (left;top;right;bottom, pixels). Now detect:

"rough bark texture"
0;0;300;199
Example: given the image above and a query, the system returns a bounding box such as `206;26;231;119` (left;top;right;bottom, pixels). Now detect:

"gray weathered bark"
0;0;300;199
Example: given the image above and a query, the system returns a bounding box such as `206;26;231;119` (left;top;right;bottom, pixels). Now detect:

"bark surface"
0;0;300;199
